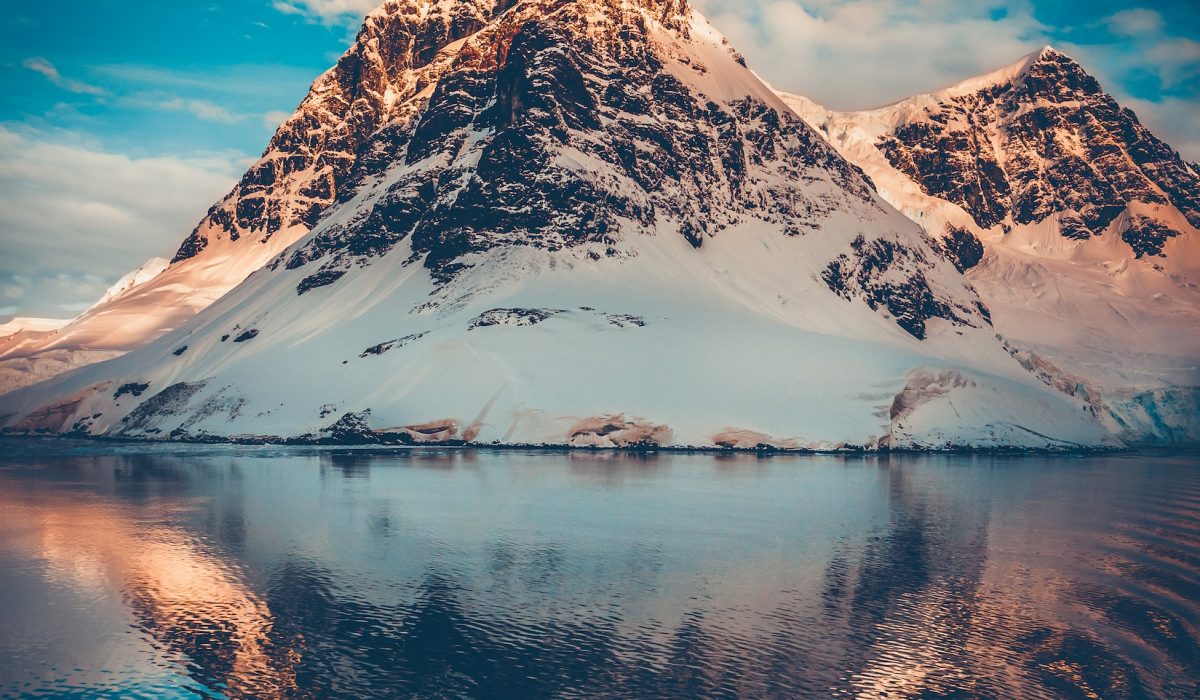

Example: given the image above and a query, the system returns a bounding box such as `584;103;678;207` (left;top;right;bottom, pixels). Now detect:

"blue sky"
1;0;1197;320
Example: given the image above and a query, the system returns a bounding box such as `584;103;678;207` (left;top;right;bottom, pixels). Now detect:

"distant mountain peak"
777;50;1200;446
843;48;1200;251
1033;44;1067;61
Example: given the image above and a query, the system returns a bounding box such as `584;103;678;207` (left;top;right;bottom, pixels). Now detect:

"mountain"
0;317;74;385
0;1;503;394
0;2;1111;450
0;318;69;338
780;47;1200;443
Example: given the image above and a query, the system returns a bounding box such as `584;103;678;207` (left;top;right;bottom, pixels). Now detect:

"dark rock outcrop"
113;382;150;400
823;235;989;339
115;381;209;436
282;0;876;293
941;225;985;272
877;48;1199;257
173;0;519;265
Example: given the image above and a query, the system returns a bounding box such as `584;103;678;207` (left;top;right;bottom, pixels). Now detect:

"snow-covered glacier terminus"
0;1;1160;449
781;47;1200;444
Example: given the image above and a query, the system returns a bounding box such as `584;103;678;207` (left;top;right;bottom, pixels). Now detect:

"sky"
0;0;1197;321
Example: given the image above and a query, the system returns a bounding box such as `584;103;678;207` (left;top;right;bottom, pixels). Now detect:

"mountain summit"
781;47;1200;443
0;0;1107;449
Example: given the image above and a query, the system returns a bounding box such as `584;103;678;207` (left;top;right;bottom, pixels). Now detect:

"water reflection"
0;444;1197;698
0;476;286;697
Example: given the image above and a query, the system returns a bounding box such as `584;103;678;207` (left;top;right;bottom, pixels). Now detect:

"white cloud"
0;126;244;316
116;93;247;124
1100;8;1165;38
695;0;1048;110
22;57;107;96
271;0;379;25
263;110;292;130
154;97;246;124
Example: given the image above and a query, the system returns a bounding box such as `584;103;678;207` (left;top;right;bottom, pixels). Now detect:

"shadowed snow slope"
0;3;1111;449
781;47;1200;445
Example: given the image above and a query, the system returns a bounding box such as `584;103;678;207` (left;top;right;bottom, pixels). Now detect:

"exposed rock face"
778;48;1200;448
875;48;1200;254
567;414;673;448
822;234;987;339
469;308;565;330
114;381;209;437
1120;216;1178;259
174;0;519;263
277;0;889;295
1;1;1105;451
941;226;985;272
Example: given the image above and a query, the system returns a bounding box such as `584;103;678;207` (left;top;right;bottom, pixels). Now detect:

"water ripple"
0;444;1197;698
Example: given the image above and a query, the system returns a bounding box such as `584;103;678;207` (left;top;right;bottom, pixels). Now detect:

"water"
0;440;1197;699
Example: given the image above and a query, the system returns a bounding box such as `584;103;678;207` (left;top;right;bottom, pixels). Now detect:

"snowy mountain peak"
1031;44;1068;64
841;48;1200;257
778;51;1200;445
0;0;1104;452
272;0;959;335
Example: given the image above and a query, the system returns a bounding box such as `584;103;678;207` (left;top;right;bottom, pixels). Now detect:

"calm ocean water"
0;439;1197;699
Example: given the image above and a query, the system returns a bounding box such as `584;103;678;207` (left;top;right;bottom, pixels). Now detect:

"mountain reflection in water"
0;442;1197;699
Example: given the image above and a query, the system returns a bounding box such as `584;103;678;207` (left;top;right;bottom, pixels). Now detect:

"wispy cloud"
262;110;292;131
271;0;379;26
143;96;246;124
0;126;245;316
22;57;107;96
1099;8;1165;38
93;63;319;100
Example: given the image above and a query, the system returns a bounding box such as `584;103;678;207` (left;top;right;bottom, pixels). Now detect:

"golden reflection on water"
0;485;293;698
0;450;1196;699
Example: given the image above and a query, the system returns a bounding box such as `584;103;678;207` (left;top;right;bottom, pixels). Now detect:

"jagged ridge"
874;47;1200;253
0;0;1104;451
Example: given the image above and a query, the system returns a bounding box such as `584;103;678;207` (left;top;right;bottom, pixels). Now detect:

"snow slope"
0;1;1111;450
0;318;69;338
780;48;1200;444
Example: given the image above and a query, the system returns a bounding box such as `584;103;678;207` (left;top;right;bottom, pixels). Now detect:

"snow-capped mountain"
0;2;1113;449
780;47;1200;443
0;1;501;395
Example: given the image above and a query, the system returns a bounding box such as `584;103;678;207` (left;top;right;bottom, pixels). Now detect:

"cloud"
271;0;379;25
1072;9;1199;93
153;97;246;124
693;1;1200;161
695;0;1048;110
263;110;292;131
22;57;107;96
1100;9;1166;38
115;93;247;124
0;126;244;317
